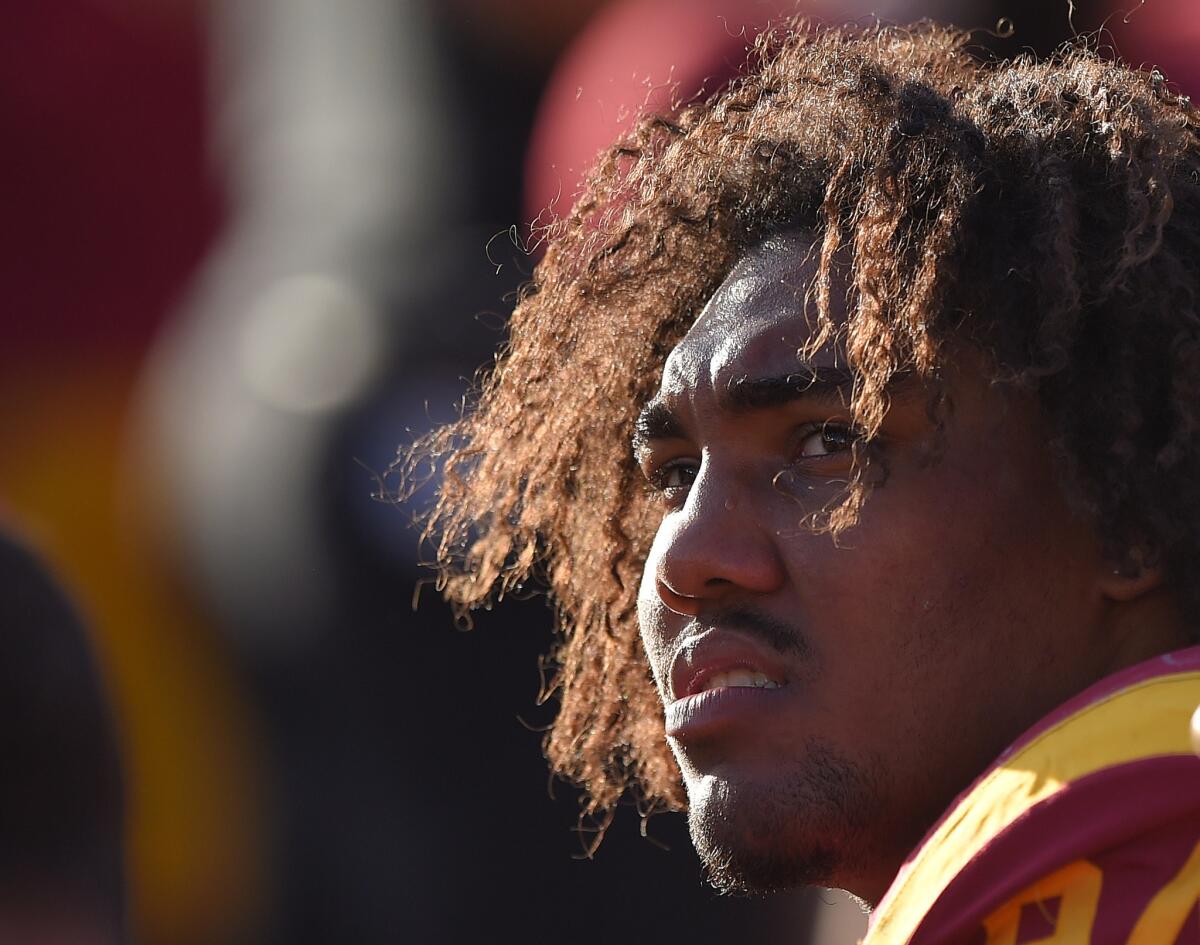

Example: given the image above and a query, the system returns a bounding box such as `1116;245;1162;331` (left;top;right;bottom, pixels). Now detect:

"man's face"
634;231;1114;902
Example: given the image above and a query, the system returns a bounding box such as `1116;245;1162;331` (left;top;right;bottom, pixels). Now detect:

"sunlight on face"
635;231;1110;902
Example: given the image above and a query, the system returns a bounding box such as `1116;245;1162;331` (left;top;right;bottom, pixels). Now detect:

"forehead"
661;231;837;394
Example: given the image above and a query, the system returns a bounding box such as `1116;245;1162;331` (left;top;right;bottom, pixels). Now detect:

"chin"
682;740;881;896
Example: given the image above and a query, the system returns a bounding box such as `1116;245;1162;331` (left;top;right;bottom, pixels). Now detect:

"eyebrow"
632;365;858;453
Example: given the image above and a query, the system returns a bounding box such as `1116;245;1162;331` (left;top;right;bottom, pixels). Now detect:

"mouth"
670;629;792;700
665;631;793;740
684;665;784;696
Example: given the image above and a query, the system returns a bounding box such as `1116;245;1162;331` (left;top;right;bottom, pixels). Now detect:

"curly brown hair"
409;19;1200;829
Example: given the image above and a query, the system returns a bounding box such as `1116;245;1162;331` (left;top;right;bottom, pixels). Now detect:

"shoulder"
866;648;1200;945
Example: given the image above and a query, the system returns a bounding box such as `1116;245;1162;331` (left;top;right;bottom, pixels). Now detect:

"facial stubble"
683;737;884;896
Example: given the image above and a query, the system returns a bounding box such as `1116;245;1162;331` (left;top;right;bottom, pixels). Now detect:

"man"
415;19;1200;943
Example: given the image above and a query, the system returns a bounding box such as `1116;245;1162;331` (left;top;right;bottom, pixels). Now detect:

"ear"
1097;546;1165;602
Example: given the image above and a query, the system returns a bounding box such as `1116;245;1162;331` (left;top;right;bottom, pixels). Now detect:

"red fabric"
913;757;1200;945
0;4;223;358
878;648;1200;945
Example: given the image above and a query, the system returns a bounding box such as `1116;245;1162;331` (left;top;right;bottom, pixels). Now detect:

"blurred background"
1;1;1196;942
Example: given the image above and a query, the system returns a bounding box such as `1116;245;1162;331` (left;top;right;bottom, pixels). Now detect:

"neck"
853;589;1192;910
1102;586;1192;677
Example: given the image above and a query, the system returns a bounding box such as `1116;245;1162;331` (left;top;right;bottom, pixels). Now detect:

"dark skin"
633;231;1190;904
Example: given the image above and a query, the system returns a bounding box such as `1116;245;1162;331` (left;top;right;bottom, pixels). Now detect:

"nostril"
657;573;686;599
656;577;703;617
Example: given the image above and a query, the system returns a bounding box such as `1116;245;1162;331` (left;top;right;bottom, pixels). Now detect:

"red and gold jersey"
865;648;1200;945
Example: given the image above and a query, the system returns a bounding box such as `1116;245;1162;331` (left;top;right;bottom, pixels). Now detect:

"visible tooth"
725;669;758;688
704;672;730;691
699;669;783;692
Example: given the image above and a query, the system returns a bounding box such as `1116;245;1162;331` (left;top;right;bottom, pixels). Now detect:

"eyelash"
644;421;862;500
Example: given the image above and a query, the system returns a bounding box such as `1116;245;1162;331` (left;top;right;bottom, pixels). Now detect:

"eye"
647;458;700;498
797;421;860;458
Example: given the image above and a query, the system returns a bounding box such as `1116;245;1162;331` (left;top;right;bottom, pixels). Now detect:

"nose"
649;468;786;617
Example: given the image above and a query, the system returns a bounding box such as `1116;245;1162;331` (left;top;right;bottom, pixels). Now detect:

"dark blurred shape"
443;0;610;67
0;533;125;944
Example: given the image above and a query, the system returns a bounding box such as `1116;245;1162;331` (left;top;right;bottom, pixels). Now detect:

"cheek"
636;539;671;699
853;481;1019;634
825;432;1095;698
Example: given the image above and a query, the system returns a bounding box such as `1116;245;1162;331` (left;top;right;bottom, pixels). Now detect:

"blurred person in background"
417;14;1200;945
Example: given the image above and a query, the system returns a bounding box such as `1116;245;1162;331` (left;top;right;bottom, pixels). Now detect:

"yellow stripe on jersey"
864;669;1200;945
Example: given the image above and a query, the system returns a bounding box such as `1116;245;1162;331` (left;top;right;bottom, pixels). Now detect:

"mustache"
685;606;813;660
